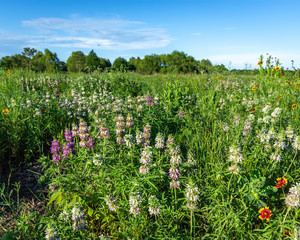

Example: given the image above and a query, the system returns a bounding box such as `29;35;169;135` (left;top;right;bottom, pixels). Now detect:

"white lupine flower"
140;146;152;165
273;141;286;150
155;133;165;148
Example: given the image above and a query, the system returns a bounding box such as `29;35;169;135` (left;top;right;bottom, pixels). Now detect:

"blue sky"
1;0;300;69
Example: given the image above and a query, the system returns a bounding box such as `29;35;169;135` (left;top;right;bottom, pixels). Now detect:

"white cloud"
18;17;171;50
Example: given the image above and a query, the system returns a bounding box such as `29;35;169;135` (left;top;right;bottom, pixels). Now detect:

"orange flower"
258;206;272;221
2;109;9;114
274;177;287;188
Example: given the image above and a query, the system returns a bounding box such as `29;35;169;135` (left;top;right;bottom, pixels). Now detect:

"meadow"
0;58;300;239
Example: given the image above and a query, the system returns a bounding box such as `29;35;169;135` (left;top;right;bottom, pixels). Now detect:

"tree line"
0;47;230;74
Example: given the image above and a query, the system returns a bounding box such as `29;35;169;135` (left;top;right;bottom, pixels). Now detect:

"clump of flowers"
104;195;119;212
185;181;200;211
93;154;103;166
116;114;125;144
155;133;165;149
258;206;272;221
71;203;85;231
100;123;110;138
148;195;161;215
45;224;59;240
136;130;144;145
59;210;70;222
228;145;244;163
274;177;288;188
126;113;134;128
286;182;300;208
124;134;134;147
51;139;61;162
143;123;152;146
139;146;152;174
129;191;142;216
64;128;73;142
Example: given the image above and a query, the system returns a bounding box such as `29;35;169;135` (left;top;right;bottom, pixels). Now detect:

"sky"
1;0;300;69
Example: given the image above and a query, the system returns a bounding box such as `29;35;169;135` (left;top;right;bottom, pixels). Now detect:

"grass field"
1;63;300;239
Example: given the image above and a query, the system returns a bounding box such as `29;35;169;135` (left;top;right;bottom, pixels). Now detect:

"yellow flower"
2;109;9;114
292;103;297;109
257;61;263;66
287;81;292;85
275;66;281;70
251;86;258;91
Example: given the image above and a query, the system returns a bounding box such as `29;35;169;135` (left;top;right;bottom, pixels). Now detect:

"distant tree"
99;58;111;71
32;51;46;72
112;57;128;71
86;50;100;72
22;47;37;71
66;51;86;72
197;59;213;74
0;56;13;69
44;49;60;72
138;55;161;74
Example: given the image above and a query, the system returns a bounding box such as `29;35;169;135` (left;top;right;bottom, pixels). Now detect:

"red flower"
258;206;272;221
274;177;288;188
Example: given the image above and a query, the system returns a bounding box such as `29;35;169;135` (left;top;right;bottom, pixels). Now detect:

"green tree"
99;58;111;71
86;50;100;72
66;51;86;72
44;49;59;72
32;51;46;72
22;47;37;71
112;57;128;71
138;55;161;74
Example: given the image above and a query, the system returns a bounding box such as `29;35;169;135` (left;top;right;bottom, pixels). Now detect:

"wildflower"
136;130;144;145
99;234;111;240
100;124;110;138
292;103;297;109
292;136;300;151
187;151;197;166
45;224;59;240
170;180;180;188
93;154;103;166
170;154;182;165
140;146;152;165
228;145;244;163
87;137;94;148
104;195;119;212
64;128;73;141
271;107;282;118
126;113;134;128
274;66;281;70
169;166;180;180
251;86;258;91
185;182;199;203
51;139;60;154
139;165;149;174
270;153;281;162
228;164;241;174
258;206;272;220
2;109;9;114
124;134;134;147
59;210;70;222
257;60;263;66
143;123;151;146
274;177;288;188
71;203;85;231
155;133;165;149
166;134;175;147
177;109;184;118
286;193;299;208
284;230;292;236
129;191;142;216
285;125;294;140
148;195;161;215
71;124;79;137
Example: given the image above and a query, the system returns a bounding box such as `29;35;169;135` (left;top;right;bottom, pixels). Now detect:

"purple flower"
55;90;59;98
87;137;94;148
65;128;73;142
51;139;60;153
169;166;180;180
170;180;180;188
53;153;61;162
